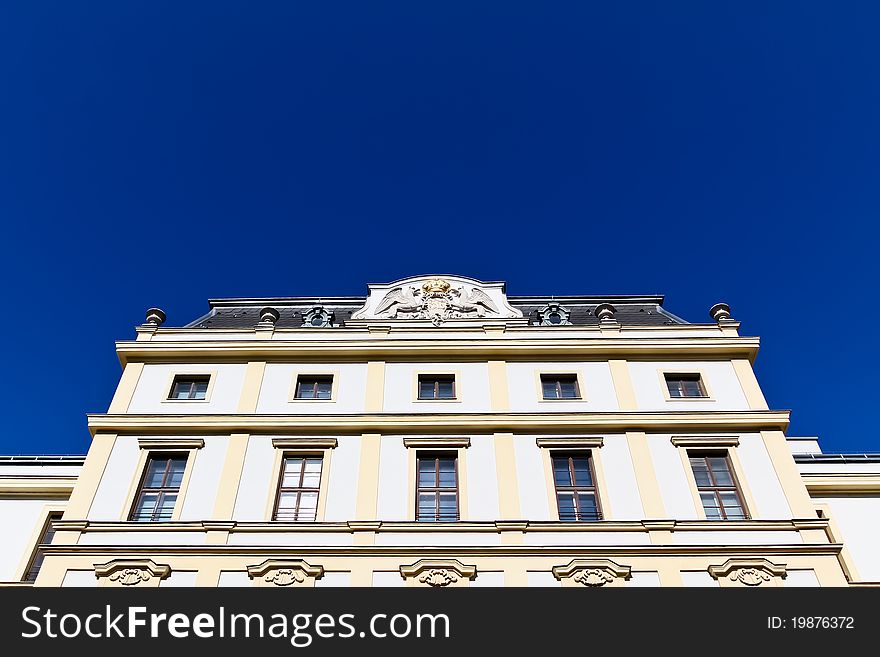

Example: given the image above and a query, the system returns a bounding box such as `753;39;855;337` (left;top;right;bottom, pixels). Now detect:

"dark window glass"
541;374;581;400
551;453;601;521
665;374;707;398
130;455;187;521
416;455;459;521
23;512;63;582
273;456;323;521
295;376;334;399
418;375;456;400
689;452;747;520
169;376;210;400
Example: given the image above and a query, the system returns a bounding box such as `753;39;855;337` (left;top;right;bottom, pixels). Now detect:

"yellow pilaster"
237;361;266;413
609;360;637;409
625;432;666;518
63;433;117;520
732;359;769;410
487;361;510;411
211;433;250;519
107;362;144;413
355;433;382;520
364;361;386;412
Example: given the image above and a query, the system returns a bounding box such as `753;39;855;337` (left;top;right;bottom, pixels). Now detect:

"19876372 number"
768;617;854;629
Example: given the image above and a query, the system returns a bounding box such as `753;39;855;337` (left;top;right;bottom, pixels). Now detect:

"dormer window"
303;307;333;328
536;303;571;326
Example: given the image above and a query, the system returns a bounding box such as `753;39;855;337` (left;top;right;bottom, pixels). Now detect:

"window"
418;374;455;400
416;455;459;521
23;512;63;582
168;375;210;400
294;375;333;400
541;374;581;400
273;456;323;521
552;453;602;521
665;373;707;398
689;452;747;520
130;455;187;521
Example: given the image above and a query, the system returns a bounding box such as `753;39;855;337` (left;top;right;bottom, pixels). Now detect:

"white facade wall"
256;363;368;414
323;436;361;521
814;496;880;581
0;498;56;581
382;362;491;413
513;436;552;521
127;363;247;414
646;434;700;519
628;360;749;410
601;436;644;520
506;362;619;412
376;436;409;520
89;436;141;521
232;436;276;521
735;434;791;519
179;437;228;520
465;435;499;520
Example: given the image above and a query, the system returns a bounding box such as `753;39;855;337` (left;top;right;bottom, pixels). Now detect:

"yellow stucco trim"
13;503;67;582
814;503;861;583
88;410;792;435
211;433;250;520
487;361;510;411
802;474;880;494
107;362;144;413
608;360;637;410
236;361;266;413
626;432;666;518
731;359;769;410
493;433;521;519
760;430;816;518
62;433;117;520
0;478;76;496
364;361;385;412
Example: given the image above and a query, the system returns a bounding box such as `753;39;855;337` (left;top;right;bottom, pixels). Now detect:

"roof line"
206;294;669;307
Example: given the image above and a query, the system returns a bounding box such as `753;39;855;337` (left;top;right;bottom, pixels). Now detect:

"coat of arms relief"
373;278;500;326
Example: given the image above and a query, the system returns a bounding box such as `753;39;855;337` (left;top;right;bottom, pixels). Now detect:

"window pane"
667;379;683;397
418;493;437;520
155;493;177;520
690;458;712;487
144;460;168;488
682;379;703;397
437;380;454;399
572;457;593;486
276;492;299;520
193;381;209;399
301;470;321;488
559;380;578;399
700;492;722;519
132;493;158;521
542;380;558;399
720;492;745;519
315;382;332;399
419;381;434;399
557;492;577;521
282;459;304;487
552;457;572;486
438;493;458;520
166;461;186;488
577;493;598;520
437;458;456;487
418;459;436;487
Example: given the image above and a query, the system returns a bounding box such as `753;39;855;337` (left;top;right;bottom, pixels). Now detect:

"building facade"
2;275;878;587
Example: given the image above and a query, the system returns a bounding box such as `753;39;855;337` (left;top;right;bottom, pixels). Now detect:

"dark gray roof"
182;295;688;329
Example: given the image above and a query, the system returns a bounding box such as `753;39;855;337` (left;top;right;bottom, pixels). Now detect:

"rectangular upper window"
294;375;334;400
273;456;323;521
418;374;456;400
665;373;707;398
541;374;581;400
168;375;210;400
23;512;63;582
688;451;748;520
416;454;459;521
552;452;601;521
130;455;187;522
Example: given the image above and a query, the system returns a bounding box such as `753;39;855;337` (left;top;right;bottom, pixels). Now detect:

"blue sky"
1;2;877;454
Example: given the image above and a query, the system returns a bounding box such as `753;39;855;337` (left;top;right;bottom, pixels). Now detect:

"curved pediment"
351;275;523;325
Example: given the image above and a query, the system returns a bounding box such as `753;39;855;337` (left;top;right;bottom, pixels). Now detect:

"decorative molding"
246;559;324;587
708;558;787;587
671;436;739;449
552;559;631;587
399;559;477;587
302;307;333;328
403;437;470;449
94;559;171;587
89;411;791;436
535;303;571;326
271;437;338;450
801;473;880;494
137;438;205;451
536;437;604;449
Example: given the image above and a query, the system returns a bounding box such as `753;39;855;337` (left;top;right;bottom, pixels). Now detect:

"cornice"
86;410;790;436
114;335;760;365
0;476;78;495
801;473;880;494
